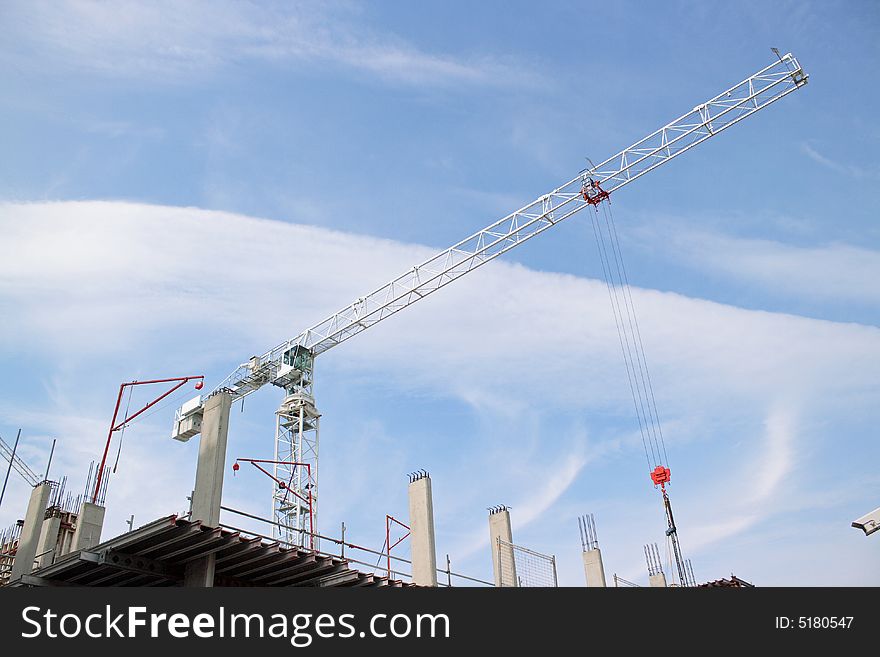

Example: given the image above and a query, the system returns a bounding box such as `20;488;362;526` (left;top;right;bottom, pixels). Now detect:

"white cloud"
2;1;534;88
747;404;796;504
1;200;878;584
801;142;880;181
630;221;880;306
682;403;797;554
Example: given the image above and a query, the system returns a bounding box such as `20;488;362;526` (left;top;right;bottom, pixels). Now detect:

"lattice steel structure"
174;53;808;546
497;537;557;588
274;393;319;549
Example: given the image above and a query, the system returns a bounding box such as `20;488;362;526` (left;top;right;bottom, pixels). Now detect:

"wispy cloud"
81;119;165;140
2;1;535;88
629;220;880;307
747;404;796;504
801;142;880;181
683;403;797;554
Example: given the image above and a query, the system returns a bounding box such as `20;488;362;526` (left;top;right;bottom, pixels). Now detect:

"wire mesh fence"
497;537;557;587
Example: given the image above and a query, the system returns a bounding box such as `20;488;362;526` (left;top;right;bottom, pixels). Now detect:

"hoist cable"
588;208;654;471
604;202;663;447
112;384;134;473
597;202;661;467
604;202;670;468
599;202;662;464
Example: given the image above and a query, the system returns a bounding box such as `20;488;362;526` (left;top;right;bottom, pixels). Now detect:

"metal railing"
219;505;492;587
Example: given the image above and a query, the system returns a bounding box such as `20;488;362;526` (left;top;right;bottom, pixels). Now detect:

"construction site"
1;49;846;590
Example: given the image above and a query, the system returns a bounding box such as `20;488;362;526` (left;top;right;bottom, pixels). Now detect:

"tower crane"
171;53;808;549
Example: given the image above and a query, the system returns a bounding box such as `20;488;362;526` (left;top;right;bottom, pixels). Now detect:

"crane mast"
172;53;807;548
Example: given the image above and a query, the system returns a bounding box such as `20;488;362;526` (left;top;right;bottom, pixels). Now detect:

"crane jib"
168;52;808;550
200;52;807;408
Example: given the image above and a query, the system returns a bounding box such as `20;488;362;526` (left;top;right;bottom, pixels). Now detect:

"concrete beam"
35;514;62;569
407;474;437;587
582;548;607;587
70;502;106;552
190;392;232;527
649;572;668;588
488;508;517;587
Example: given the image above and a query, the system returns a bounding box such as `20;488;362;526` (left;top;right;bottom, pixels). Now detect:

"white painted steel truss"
202;53;807;545
215;52;807;402
273;392;319;549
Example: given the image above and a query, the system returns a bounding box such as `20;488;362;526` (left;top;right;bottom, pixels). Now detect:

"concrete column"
184;553;216;587
71;502;106;551
35;514;62;569
488;507;517;587
649;572;668;588
184;392;231;588
9;482;52;581
407;473;437;587
582;548;607;587
190;392;232;527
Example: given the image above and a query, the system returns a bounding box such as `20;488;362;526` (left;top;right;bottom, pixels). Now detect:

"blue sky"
1;1;878;586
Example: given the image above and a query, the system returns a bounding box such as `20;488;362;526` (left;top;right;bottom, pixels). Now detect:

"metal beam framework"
385;514;410;579
184;53;807;547
273;395;319;549
212;52;807;403
94;376;205;503
233;457;315;550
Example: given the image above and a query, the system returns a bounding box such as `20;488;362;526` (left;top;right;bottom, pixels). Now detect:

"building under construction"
0;52;810;589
